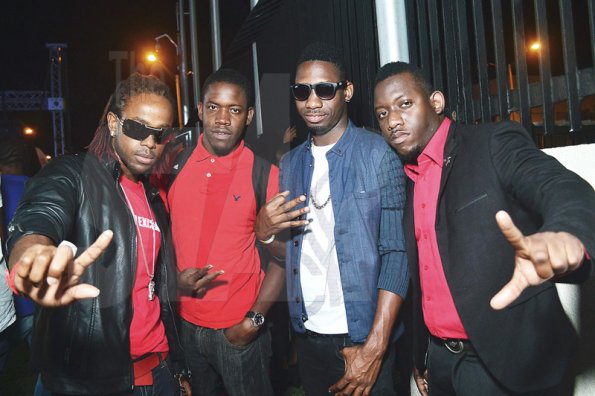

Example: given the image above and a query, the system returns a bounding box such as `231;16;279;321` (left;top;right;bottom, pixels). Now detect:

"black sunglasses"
117;116;170;144
290;80;348;101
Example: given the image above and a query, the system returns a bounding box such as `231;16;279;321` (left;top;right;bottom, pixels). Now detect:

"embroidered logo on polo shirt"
233;194;241;202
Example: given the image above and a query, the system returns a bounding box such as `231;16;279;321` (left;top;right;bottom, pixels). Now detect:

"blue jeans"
295;332;398;395
181;319;273;396
39;358;179;396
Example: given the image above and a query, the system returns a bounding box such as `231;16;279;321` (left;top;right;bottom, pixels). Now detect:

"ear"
107;112;118;136
245;106;255;127
197;102;204;122
429;91;446;114
344;81;354;103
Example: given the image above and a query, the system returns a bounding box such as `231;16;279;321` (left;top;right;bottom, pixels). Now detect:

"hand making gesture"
254;191;310;241
490;210;585;310
177;265;224;297
11;230;113;307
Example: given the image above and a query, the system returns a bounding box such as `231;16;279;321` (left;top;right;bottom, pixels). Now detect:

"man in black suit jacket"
373;62;595;395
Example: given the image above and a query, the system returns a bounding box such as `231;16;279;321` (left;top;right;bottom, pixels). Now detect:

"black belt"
304;329;349;338
431;335;474;354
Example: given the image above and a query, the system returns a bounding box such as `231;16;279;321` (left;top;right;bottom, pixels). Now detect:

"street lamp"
529;41;541;52
23;127;35;136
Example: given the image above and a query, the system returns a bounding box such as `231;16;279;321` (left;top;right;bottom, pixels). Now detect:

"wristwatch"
245;311;266;327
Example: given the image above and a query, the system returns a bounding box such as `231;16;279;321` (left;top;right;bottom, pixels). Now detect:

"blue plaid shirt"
280;121;409;343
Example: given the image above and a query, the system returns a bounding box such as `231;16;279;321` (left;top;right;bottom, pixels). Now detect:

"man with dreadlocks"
6;73;196;395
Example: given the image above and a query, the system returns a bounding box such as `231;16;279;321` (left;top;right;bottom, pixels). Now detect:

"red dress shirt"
404;117;468;339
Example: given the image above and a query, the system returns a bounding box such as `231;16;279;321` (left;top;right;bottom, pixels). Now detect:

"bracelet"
259;234;275;244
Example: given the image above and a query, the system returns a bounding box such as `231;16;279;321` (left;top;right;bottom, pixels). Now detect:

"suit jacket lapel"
438;122;459;200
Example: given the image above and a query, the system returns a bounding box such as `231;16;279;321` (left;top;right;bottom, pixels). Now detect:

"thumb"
490;269;528;310
61;284;100;304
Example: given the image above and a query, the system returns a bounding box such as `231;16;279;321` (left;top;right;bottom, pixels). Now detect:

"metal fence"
405;0;595;147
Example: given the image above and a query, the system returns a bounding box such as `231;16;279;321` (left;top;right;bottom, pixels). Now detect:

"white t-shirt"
300;143;348;334
0;177;17;333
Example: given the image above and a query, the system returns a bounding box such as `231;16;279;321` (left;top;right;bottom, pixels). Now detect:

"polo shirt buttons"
210;158;215;163
206;172;212;178
293;241;299;247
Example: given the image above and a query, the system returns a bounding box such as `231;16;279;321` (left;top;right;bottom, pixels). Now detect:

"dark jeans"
426;336;561;396
44;358;179;396
0;325;12;395
181;319;273;396
295;332;397;396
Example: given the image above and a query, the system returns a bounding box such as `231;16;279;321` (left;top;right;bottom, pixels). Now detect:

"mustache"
134;151;155;159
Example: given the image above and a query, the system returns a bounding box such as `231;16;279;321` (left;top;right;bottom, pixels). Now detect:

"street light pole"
155;34;188;127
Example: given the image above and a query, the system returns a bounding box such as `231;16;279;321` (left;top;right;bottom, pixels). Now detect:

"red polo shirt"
168;136;279;328
404;117;468;339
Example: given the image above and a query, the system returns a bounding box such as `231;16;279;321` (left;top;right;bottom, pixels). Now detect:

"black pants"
426;336;560;396
295;332;398;396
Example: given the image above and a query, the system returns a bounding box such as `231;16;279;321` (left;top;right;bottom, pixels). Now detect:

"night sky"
1;1;182;154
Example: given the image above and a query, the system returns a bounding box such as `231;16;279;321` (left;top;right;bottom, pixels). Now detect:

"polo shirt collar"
194;133;245;170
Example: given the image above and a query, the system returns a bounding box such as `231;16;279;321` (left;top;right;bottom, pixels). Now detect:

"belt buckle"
444;339;464;354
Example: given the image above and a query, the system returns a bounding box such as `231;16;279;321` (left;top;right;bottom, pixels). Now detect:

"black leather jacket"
7;153;187;395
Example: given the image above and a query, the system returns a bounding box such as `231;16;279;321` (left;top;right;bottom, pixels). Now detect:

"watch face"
253;313;265;327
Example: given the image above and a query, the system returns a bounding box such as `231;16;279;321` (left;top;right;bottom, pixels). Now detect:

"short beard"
397;145;422;164
309;125;332;137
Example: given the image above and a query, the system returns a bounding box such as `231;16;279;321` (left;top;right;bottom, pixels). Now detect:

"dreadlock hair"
296;42;347;80
88;73;175;160
201;68;254;108
374;61;433;97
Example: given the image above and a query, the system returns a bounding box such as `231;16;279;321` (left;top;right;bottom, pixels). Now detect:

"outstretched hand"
13;230;113;307
177;265;224;297
490;210;585;310
254;191;309;241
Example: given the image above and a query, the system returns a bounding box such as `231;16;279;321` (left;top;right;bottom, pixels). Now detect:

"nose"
215;108;231;125
140;134;157;149
305;89;323;109
388;111;403;131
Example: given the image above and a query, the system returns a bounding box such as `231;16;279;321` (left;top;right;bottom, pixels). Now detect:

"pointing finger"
490;269;528;310
283;206;309;223
267;191;290;208
496;211;527;255
280;194;307;213
194;270;224;292
72;230;114;275
188;265;213;282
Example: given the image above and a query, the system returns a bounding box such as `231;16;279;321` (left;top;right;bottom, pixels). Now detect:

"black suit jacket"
404;121;595;393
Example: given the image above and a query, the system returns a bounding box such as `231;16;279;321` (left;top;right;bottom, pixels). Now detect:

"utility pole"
46;43;67;157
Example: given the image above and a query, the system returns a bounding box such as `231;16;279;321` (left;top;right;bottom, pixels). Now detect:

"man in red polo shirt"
168;68;283;396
